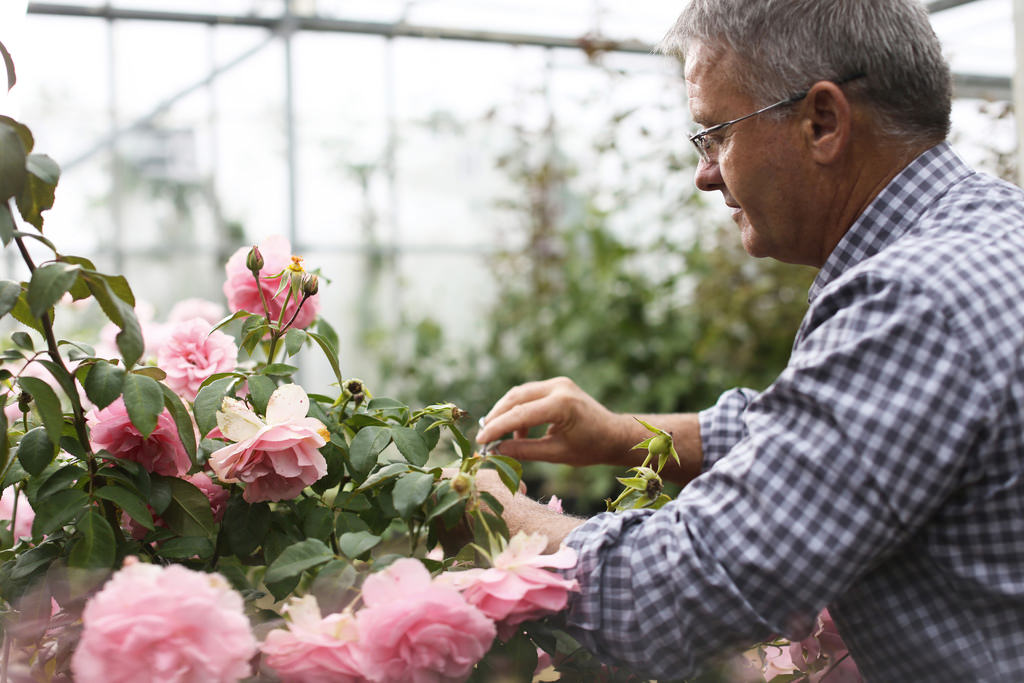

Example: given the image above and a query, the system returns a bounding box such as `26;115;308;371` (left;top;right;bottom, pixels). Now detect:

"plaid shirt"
562;143;1024;681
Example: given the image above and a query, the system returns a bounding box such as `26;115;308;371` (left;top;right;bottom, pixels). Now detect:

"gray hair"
660;0;952;145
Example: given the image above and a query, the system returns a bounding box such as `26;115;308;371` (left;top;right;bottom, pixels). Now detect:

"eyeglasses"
688;73;866;164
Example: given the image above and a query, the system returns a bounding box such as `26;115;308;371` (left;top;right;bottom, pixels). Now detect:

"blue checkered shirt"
561;143;1024;681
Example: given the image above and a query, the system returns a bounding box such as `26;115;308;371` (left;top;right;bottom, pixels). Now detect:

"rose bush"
0;49;592;683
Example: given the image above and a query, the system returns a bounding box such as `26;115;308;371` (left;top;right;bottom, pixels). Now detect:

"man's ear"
800;81;852;164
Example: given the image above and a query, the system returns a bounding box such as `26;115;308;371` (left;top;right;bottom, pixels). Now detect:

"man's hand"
476;376;705;485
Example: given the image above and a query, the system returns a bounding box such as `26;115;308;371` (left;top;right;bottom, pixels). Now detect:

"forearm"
502;493;587;553
614;412;703;486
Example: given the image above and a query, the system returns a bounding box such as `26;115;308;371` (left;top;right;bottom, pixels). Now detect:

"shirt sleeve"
560;272;989;679
698;387;760;472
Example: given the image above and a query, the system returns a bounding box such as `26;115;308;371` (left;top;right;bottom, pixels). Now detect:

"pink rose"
443;532;578;640
762;642;798;680
71;558;257;683
0;487;34;540
208;384;329;502
223;235;320;330
87;398;191;477
168;298;224;326
357;558;496;683
262;595;366;683
546;495;563;513
157;318;238;401
186;472;230;522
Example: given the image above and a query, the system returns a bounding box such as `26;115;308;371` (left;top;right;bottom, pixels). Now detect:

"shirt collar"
808;141;974;302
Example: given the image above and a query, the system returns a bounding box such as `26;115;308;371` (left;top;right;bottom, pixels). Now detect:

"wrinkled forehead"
683;42;748;123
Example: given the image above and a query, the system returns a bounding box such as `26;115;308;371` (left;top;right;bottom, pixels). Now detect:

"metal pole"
1015;0;1024;186
283;2;299;250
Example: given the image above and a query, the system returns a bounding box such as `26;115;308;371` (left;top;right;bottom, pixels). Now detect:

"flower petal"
266;384;310;425
216;396;264;442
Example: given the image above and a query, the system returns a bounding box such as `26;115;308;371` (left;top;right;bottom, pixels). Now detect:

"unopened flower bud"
645;475;663;499
648;434;671;458
245;246;264;274
300;273;319;297
451;472;472;495
17;391;31;413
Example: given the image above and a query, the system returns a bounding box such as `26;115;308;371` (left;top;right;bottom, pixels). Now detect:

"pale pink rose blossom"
760;609;863;683
168;298;224;326
157;318;238;400
262;595;366;683
442;532;578;640
762;642;798;680
357;558;496;683
223;235;320;330
71;558;257;683
0;487;34;540
546;495;563;513
186;472;230;522
208;384;329;502
87;398;191;477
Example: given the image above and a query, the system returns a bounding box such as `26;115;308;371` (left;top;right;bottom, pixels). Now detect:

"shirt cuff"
698;387;759;472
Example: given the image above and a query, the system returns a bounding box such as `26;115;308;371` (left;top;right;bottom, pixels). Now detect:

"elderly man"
473;0;1024;680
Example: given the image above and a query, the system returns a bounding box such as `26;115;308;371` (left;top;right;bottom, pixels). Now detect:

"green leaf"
122;373;164;438
0;279;21;317
10;331;32;350
355;462;409;493
284;328;306;357
222;496;271;557
390;426;429;467
33;464;87;503
83;361;125;410
94;485;155;531
310;560;357;615
15;154;59;230
160;383;197;462
148;475;172;514
392;471;435;520
133;366;166;381
10;542;60;581
338;531;381;559
15;430;56;479
348;426;391;481
31;488;88;537
306;331;343;386
246;374;276;415
83;274;143;367
68;510;116;570
17;378;62;456
483;455;523;495
193;376;238;438
415;416;441;451
0;204;13;246
263;363;298;377
27;262;79;319
158;536;215;560
161;477;217;539
0;41;15;91
263;538;334;584
0;123;27;202
25;154;59;186
8;290;43;334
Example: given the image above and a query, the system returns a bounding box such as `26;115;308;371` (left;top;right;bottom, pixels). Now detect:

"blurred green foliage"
374;80;816;512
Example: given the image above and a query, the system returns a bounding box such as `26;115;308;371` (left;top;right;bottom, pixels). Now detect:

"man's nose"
694;156;723;192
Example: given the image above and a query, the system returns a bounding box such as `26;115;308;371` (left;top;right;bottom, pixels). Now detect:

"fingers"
478;392;569;446
478;377;576;444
